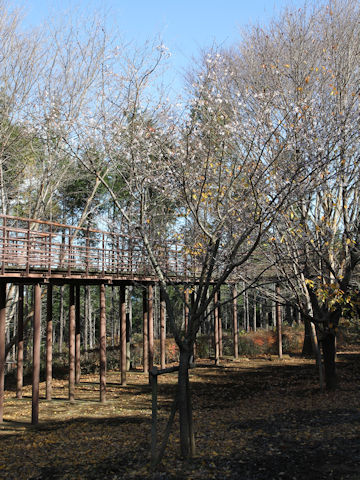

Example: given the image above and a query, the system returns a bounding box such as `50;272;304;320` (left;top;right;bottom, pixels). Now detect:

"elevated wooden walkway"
0;215;195;283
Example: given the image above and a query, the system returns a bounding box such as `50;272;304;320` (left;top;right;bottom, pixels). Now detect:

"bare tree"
244;0;360;390
79;34;313;458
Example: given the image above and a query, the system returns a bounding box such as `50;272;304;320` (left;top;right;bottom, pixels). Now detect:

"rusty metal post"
75;285;81;384
46;284;53;400
120;285;127;385
32;283;41;425
16;284;24;399
232;285;239;359
276;283;283;359
143;287;149;373
0;283;6;422
100;283;106;402
69;285;75;402
148;284;154;371
214;290;220;365
160;287;166;369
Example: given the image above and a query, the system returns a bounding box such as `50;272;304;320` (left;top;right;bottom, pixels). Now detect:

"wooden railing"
0;215;197;280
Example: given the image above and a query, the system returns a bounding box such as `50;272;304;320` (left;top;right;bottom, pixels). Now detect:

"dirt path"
1;354;359;479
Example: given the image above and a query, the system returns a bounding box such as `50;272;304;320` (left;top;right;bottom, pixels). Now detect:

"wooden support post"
100;283;106;402
148;284;154;371
46;284;53;400
276;283;283;359
214;290;220;365
32;283;41;425
190;290;196;359
184;288;189;332
253;292;257;332
150;367;158;463
69;285;75;402
160;288;166;369
218;290;223;357
233;285;239;359
75;285;81;384
0;283;6;422
16;284;24;399
143;288;149;373
120;285;127;385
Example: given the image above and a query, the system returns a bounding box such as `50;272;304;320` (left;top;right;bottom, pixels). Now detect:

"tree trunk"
178;346;195;459
322;331;338;390
302;318;314;356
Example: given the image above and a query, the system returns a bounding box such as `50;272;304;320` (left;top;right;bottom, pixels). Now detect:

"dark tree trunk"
322;331;338;390
178;346;195;459
302;318;314;356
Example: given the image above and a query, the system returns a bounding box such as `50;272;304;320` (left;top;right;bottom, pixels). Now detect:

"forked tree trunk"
178;346;195;459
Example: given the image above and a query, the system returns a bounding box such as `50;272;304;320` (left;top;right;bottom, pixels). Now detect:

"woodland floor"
0;353;359;480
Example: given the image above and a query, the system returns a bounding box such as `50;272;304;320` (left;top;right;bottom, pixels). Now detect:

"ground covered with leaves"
1;352;359;480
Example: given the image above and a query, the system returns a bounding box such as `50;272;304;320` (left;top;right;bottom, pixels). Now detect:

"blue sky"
14;0;303;96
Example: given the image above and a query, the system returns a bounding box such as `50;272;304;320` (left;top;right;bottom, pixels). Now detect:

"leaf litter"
0;353;359;480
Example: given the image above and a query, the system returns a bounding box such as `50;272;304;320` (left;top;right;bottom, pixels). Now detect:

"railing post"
1;217;6;275
116;236;120;276
67;228;72;276
102;233;105;276
26;220;31;276
48;224;52;276
129;239;133;276
85;228;90;277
